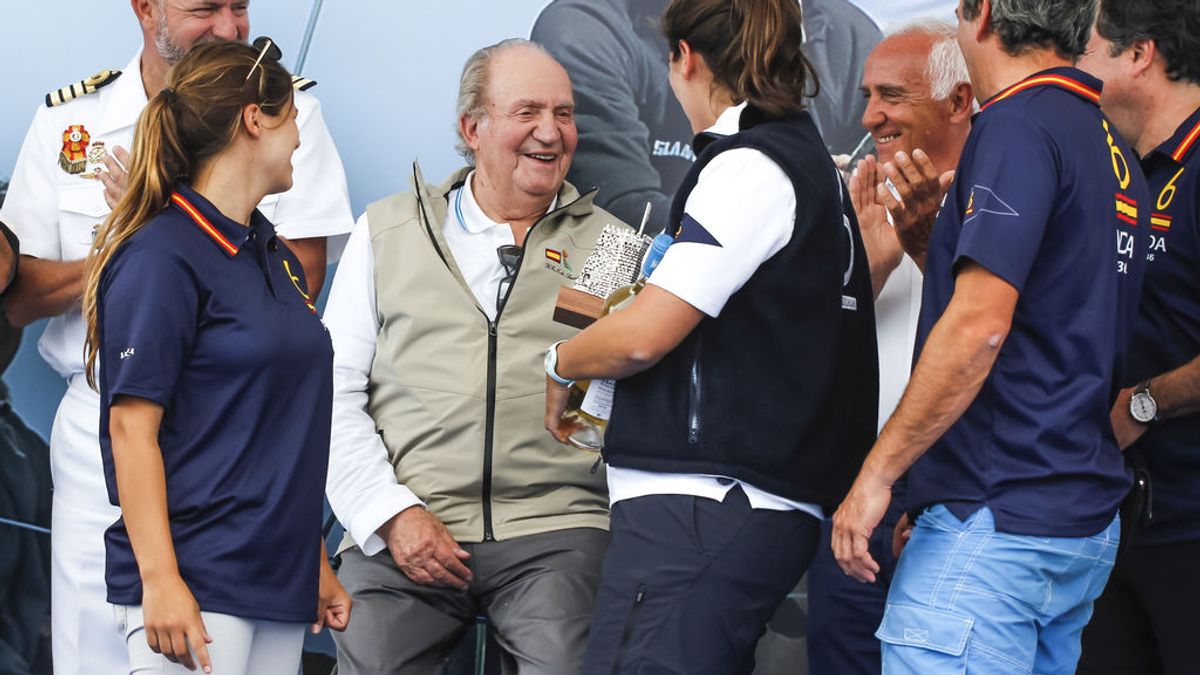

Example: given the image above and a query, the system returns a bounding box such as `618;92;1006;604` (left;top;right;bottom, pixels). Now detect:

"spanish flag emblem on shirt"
1115;193;1138;227
1151;213;1172;232
545;248;564;263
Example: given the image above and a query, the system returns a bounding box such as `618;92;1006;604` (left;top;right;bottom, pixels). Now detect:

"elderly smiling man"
323;38;626;675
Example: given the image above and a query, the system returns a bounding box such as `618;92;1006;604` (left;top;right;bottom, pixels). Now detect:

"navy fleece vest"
604;108;879;512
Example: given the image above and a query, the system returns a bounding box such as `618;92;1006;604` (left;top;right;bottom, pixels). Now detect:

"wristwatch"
1129;379;1159;424
544;340;575;388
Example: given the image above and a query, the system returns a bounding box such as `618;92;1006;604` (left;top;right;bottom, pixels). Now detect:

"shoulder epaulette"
291;75;317;92
45;69;122;108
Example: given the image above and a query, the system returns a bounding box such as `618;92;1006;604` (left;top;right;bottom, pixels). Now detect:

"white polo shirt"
874;255;923;429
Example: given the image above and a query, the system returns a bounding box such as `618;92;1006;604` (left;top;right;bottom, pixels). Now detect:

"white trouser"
115;605;305;675
50;375;126;674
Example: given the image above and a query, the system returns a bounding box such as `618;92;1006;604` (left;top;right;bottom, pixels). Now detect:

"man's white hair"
888;19;971;102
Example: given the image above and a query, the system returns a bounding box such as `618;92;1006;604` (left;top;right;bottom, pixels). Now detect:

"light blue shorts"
877;505;1119;675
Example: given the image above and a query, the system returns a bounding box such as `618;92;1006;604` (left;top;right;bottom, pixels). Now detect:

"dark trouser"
333;527;608;675
582;486;820;675
1078;537;1200;675
805;505;902;675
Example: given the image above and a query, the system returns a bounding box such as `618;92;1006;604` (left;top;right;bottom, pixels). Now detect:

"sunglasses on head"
245;35;283;84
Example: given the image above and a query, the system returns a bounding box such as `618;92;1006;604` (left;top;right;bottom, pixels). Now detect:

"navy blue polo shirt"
908;68;1148;537
98;184;333;623
1127;108;1200;546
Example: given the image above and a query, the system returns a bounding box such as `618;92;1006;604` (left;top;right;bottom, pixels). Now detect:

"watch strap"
545;340;575;387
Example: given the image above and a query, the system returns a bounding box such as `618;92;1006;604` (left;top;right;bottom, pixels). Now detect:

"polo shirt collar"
170;184;264;258
979;66;1102;114
707;101;747;137
451;170;558;234
692;101;747;155
1149;106;1200;167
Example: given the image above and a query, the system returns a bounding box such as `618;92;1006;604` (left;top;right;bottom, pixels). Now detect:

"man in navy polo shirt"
1077;2;1200;673
832;1;1149;673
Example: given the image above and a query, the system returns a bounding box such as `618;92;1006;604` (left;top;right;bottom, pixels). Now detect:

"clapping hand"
876;149;955;272
850;156;903;298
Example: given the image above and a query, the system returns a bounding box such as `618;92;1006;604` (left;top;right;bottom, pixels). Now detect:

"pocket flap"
875;603;973;656
57;184;108;218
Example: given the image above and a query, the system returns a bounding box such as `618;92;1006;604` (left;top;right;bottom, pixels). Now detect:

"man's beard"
154;13;190;65
154;13;230;65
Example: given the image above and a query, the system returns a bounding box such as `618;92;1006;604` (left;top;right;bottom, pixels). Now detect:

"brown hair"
661;0;817;118
82;40;294;389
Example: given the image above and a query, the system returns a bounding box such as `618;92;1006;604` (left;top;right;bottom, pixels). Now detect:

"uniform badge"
59;125;90;175
80;140;108;180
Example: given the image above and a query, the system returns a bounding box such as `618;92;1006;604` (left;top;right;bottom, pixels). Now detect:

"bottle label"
580;379;616;420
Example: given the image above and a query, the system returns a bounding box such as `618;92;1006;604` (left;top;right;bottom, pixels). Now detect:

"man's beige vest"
355;164;624;545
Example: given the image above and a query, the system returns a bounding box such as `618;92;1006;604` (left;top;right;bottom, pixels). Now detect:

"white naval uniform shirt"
323;172;556;556
606;102;823;520
0;48;355;379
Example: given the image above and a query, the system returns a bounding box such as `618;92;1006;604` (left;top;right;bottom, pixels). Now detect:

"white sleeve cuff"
345;485;426;557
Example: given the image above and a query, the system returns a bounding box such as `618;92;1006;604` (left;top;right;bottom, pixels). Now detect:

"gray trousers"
333;527;609;675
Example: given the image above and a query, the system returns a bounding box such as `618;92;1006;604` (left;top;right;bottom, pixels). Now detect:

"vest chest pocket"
57;184;109;259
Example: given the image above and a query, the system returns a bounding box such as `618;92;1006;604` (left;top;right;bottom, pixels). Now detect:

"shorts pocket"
876;603;973;659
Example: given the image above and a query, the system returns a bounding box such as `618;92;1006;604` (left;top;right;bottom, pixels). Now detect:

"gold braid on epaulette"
291;75;317;92
45;70;122;108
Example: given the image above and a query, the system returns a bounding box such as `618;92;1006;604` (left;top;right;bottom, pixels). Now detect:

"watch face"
1130;392;1157;423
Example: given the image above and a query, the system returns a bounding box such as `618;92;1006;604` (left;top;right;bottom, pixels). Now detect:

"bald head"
860;23;974;170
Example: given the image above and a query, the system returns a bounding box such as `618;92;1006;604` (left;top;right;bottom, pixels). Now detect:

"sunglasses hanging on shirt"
496;244;523;313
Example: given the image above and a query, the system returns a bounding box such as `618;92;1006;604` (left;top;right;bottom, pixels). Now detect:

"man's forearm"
1151;354;1200;420
4;256;85;327
870;255;902;300
859;269;1014;486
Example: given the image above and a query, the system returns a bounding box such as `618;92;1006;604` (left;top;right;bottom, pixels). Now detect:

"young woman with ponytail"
82;40;349;674
542;0;878;672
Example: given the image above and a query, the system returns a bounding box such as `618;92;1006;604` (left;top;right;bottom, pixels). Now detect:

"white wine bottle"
563;231;673;450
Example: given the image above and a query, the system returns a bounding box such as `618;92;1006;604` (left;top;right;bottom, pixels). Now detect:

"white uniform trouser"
115;605;305;675
50;375;125;674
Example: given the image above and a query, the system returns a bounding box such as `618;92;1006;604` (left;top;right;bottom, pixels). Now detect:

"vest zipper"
475;189;596;543
688;346;703;445
482;318;498;542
